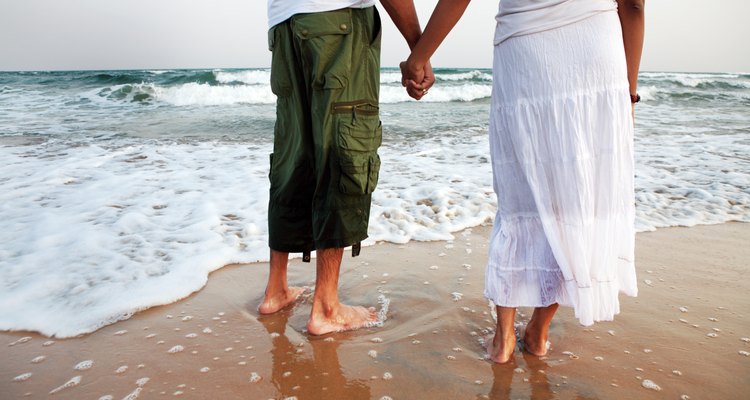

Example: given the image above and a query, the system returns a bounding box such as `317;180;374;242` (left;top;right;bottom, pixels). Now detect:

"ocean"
0;68;748;337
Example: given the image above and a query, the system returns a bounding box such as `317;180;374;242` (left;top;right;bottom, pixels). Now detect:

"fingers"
405;80;425;100
399;61;409;87
421;61;436;91
399;61;423;89
400;59;433;100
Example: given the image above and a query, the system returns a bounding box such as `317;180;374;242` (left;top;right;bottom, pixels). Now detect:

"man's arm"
379;0;434;99
617;0;645;113
379;0;422;49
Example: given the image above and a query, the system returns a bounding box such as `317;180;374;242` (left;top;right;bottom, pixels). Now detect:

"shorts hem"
315;234;368;250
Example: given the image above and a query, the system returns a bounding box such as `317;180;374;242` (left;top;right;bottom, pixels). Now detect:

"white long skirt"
484;10;638;326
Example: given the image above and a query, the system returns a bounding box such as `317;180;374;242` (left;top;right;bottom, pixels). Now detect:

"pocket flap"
338;118;382;152
293;9;353;39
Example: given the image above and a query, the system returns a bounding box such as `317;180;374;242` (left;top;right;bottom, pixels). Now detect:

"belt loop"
352;242;361;257
303;251;311;263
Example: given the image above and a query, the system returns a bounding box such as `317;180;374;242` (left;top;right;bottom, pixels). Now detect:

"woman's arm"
617;0;645;102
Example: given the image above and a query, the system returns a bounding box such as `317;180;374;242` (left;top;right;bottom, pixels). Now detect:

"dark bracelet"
630;93;641;104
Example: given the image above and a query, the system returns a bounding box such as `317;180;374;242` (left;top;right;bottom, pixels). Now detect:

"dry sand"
2;223;749;399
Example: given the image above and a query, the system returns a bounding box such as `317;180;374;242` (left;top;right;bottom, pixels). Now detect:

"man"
260;0;434;335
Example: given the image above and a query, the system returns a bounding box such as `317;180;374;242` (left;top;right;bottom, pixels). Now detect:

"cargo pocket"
292;9;353;90
336;106;382;195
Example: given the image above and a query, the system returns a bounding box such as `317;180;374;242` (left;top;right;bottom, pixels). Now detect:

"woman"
401;0;645;363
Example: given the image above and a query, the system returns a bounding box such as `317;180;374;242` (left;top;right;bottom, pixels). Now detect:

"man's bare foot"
522;324;551;356
484;332;517;364
306;303;377;335
258;286;305;314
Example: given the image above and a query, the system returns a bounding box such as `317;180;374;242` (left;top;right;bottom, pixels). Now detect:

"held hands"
390;0;471;100
400;58;435;101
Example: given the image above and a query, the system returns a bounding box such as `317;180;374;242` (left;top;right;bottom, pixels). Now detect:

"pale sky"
0;0;748;73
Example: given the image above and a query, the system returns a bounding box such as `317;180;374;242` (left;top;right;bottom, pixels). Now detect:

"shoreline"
2;222;749;399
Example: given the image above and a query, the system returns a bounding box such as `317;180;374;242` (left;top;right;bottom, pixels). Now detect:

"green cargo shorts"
267;6;382;255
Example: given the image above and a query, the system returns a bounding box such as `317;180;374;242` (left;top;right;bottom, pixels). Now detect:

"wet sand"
2;222;749;399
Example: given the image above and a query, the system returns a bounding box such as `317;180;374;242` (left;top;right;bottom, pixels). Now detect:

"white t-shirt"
268;0;376;29
494;0;617;44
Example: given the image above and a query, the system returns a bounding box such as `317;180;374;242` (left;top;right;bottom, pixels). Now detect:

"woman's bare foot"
484;331;517;364
521;303;558;356
522;323;552;356
258;286;305;314
307;303;377;335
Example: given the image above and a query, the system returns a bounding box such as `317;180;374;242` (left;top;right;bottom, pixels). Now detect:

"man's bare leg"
307;247;377;335
486;306;517;363
522;303;559;356
258;249;305;314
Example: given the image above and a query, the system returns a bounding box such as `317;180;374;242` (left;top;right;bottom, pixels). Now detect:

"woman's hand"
400;59;435;100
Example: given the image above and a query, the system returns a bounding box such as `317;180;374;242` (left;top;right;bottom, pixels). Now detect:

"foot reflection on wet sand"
259;308;370;399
